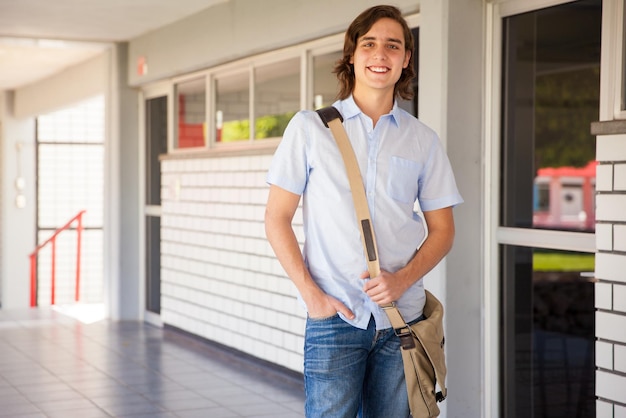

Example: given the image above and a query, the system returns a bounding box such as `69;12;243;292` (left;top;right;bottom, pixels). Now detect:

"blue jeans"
303;314;413;418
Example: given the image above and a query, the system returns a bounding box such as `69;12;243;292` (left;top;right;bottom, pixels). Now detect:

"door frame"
484;0;598;415
138;81;173;327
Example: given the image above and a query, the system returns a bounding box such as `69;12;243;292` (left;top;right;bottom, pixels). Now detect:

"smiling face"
349;17;411;100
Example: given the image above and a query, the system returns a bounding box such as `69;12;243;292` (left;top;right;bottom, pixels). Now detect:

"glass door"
144;96;167;316
499;1;601;417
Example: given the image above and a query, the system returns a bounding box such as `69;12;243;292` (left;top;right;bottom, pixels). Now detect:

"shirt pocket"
387;156;421;204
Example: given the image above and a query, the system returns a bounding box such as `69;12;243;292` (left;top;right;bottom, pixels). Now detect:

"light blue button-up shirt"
267;96;463;330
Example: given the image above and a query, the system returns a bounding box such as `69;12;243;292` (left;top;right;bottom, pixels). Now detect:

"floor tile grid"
0;309;305;417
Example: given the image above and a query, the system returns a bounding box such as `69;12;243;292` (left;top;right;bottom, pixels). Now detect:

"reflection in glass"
254;58;300;139
501;246;595;418
216;71;250;142
501;0;601;233
175;78;206;148
313;51;341;109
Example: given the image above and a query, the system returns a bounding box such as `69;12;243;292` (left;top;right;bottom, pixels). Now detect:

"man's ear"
403;50;411;68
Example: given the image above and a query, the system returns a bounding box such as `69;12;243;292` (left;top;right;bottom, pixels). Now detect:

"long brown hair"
334;5;415;100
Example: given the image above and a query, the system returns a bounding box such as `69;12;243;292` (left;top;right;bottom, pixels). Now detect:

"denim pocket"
387;156;421;204
306;313;339;322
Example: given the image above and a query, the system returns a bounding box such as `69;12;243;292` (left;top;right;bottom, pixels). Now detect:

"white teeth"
369;66;388;73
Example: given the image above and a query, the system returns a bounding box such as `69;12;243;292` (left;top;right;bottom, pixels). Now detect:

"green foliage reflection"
535;67;599;168
221;112;296;142
533;251;594;272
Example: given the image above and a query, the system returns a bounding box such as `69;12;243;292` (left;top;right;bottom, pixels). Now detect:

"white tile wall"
596;223;613;251
596;311;626;344
595;253;626;283
596;340;613;370
596;195;626;222
595;282;613;310
597;400;614;418
615;344;626;373
596;164;613;191
160;154;305;373
615;164;626;191
616;225;626;252
615;286;626;313
596;134;626;161
595;130;626;415
596;370;626;404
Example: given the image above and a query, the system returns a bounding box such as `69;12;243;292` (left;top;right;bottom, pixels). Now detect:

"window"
501;245;595;418
254;58;300;139
36;96;105;305
313;51;342;109
499;2;601;417
175;78;206;149
168;19;418;151
501;0;600;233
214;57;300;143
215;71;250;142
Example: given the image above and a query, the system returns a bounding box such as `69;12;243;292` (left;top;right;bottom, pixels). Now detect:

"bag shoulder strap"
316;106;381;278
316;106;408;331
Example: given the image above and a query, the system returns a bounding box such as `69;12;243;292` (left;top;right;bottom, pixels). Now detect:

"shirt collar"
337;95;400;127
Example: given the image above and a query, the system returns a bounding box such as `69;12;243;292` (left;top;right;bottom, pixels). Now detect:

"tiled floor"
0;306;305;418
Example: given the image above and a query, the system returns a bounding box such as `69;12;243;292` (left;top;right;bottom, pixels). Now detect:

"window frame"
617;0;626;117
485;1;600;416
598;0;626;120
163;14;418;154
173;76;208;150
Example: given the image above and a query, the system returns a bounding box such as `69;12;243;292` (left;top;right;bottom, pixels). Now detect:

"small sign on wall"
137;56;148;76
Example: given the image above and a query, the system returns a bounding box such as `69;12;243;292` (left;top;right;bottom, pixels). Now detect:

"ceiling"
0;0;228;90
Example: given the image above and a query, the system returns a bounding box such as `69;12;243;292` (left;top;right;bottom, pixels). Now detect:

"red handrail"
29;210;86;307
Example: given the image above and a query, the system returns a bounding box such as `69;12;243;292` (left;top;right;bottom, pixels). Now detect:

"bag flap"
411;290;448;399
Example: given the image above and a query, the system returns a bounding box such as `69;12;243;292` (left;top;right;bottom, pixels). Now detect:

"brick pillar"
591;121;626;417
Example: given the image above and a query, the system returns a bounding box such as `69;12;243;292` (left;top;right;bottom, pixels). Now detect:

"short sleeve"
266;111;310;195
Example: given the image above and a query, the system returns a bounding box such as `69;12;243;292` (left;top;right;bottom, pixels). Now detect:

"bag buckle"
394;327;416;350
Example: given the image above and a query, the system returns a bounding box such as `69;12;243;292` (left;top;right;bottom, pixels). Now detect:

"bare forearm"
399;228;453;285
397;207;456;287
264;185;326;307
265;219;318;297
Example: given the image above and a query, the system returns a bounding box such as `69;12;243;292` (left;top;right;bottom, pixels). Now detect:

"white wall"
14;53;108;119
593;126;626;416
420;1;485;417
0;91;37;308
105;43;142;320
1;51;112;310
160;152;306;371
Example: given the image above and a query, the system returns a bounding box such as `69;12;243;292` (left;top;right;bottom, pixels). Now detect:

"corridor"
0;306;305;417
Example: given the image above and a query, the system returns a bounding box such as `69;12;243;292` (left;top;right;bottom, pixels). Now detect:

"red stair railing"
29;210;86;307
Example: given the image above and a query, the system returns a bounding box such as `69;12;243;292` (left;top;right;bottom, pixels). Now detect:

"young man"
265;5;463;417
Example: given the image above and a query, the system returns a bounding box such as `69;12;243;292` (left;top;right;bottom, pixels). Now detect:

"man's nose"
373;46;387;60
